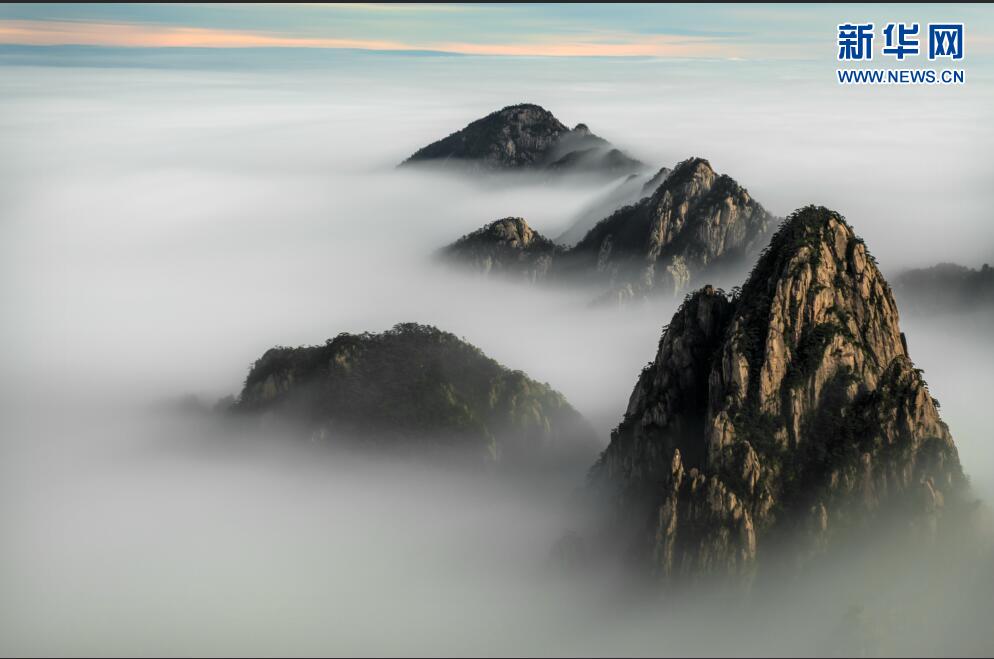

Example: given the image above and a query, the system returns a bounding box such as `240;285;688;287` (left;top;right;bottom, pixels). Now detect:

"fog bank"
2;56;993;656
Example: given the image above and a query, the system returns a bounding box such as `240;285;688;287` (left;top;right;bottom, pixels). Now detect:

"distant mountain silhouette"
402;103;643;177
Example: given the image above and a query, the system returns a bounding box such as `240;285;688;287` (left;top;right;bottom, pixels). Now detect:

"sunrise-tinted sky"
1;3;990;61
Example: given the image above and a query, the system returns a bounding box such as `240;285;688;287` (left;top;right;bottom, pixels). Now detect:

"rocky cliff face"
589;206;966;582
235;323;597;467
442;217;560;283
401;103;643;177
563;157;775;301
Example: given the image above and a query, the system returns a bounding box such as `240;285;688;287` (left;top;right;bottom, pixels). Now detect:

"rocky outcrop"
234;323;598;467
442;217;560;283
442;159;774;300
589;206;966;583
401;103;643;177
892;262;994;314
562;157;775;301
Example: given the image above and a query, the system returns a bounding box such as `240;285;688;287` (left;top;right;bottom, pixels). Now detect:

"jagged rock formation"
401;103;643;177
442;158;775;301
892;262;994;314
442;217;560;283
234;323;597;466
588;206;966;583
562;157;775;301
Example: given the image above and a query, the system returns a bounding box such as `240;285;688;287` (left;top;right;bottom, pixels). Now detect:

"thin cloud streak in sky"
0;19;740;58
289;3;482;13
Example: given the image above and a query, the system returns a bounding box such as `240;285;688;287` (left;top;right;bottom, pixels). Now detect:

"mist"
2;52;994;656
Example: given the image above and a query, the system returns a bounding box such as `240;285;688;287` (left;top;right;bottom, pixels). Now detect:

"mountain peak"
401;104;642;176
589;207;966;582
564;156;775;299
463;216;546;249
502;102;554;112
672;155;714;175
720;205;908;443
647;157;724;201
235;322;597;466
442;217;559;282
491;103;563;125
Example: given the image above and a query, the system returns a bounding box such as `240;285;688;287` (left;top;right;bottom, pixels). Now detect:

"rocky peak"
590;206;966;583
564;156;775;299
402;103;642;177
493;103;569;139
714;206;907;447
480;217;543;248
652;157;715;196
475;103;567;133
442;217;559;282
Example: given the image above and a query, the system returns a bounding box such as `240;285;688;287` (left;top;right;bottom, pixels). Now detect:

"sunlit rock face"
442;217;560;283
589;206;967;583
563;157;776;302
234;323;598;467
400;103;643;176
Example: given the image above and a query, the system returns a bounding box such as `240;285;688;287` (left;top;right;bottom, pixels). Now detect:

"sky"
0;3;992;61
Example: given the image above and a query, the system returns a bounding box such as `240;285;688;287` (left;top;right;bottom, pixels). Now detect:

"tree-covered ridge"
893;262;994;314
236;323;597;465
